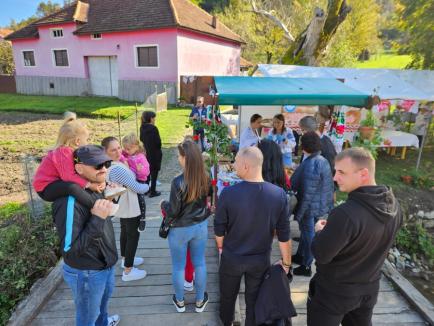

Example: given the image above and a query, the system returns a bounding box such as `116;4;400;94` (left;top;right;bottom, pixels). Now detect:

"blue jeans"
168;219;208;302
296;215;315;267
63;263;115;326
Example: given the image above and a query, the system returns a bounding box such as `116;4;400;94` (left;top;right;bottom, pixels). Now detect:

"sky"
1;0;63;27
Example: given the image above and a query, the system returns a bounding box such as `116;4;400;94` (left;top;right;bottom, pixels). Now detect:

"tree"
36;0;62;18
0;41;14;74
398;0;434;69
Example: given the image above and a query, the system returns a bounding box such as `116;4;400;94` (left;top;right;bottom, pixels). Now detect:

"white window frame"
21;49;36;67
50;28;64;38
134;44;159;69
91;33;102;40
51;48;70;68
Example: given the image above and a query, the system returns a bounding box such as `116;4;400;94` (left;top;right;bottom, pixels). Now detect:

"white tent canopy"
257;64;433;101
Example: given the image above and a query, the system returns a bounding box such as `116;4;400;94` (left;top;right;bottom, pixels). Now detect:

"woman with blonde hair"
161;140;211;313
33;112;112;210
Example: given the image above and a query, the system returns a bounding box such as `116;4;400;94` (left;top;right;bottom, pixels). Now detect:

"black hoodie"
312;185;402;295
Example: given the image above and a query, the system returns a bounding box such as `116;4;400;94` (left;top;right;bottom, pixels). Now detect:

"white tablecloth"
381;130;419;148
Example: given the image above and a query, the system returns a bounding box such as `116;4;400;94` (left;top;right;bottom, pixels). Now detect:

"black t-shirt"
214;181;290;259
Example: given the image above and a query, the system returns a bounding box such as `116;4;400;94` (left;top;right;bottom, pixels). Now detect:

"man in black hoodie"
307;148;402;326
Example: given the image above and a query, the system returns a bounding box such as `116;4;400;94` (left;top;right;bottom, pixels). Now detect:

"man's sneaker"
108;314;120;326
195;292;209;313
109;203;119;217
121;257;144;268
105;186;127;200
292;254;303;265
138;218;146;232
156;180;162;186
184;280;194;292
122;267;147;281
172;295;186;313
293;265;312;277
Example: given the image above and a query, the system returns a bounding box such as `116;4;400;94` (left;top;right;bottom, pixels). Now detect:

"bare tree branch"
250;0;295;42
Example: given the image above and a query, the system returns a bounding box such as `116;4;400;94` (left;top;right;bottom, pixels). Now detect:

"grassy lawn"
354;54;412;69
0;93;141;119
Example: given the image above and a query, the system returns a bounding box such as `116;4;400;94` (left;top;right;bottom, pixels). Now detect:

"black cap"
74;145;111;166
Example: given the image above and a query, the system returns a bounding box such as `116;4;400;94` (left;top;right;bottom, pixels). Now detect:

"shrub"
396;223;434;266
0;204;59;326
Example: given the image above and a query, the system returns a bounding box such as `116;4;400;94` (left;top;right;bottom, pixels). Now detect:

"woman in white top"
267;113;296;168
239;114;263;149
102;136;149;282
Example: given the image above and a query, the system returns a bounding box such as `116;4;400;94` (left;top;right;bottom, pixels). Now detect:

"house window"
23;51;35;66
53;49;69;67
91;33;102;39
136;46;158;67
51;29;64;38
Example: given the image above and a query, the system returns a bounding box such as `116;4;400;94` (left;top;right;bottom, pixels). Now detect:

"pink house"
6;0;242;102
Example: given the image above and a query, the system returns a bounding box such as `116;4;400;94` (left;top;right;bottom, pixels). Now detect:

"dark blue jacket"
189;106;207;132
291;152;334;221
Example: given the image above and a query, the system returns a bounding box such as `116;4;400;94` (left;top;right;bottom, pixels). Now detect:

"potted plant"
359;110;378;140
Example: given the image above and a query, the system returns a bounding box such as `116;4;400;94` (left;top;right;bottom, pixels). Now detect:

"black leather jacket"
163;174;211;228
52;192;118;270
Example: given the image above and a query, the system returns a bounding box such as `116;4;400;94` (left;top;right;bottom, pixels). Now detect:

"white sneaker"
121;257;144;268
105;186;127;200
122;267;147;281
156;180;162;186
184;280;194;292
108;314;120;326
109;203;119;217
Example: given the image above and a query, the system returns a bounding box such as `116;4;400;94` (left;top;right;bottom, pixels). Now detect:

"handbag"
286;190;298;214
159;218;171;239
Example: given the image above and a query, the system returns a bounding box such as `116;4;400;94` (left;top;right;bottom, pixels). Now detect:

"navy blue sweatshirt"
214;181;290;259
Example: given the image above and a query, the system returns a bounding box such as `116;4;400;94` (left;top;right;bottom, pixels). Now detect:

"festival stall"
257;65;433;159
210;76;371;195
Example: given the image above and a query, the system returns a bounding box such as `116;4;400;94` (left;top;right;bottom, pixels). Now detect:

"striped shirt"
108;164;149;194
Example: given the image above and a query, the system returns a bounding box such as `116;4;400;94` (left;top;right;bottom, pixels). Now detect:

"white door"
88;56;118;97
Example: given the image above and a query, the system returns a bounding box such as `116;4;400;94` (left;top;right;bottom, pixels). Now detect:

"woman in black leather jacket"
161;140;211;313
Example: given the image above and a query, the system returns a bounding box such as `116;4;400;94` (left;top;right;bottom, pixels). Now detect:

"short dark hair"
301;131;321;154
101;136;118;149
141;111;156;124
250;114;262;123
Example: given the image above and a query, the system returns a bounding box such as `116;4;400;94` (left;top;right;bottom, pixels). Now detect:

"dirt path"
0;112;185;205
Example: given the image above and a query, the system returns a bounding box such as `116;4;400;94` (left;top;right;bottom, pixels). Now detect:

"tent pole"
415;114;432;171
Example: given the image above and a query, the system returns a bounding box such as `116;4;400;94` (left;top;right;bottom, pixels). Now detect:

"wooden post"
117;111;121;140
391;147;397;156
401;146;407;160
135;103;139;136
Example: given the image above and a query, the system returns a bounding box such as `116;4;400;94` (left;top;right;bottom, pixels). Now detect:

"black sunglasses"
94;161;112;170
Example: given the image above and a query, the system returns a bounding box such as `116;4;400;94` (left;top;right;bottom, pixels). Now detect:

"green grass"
154;108;191;145
0;93;139;119
355;54;412;69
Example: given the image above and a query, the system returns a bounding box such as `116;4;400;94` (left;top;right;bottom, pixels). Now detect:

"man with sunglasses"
52;145;120;326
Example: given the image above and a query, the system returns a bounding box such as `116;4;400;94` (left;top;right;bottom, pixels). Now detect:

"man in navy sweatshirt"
308;148;402;326
214;147;292;326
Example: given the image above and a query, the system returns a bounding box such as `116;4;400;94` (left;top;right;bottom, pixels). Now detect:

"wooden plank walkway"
31;182;428;326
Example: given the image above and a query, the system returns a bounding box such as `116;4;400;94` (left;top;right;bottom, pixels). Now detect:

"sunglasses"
94;161;112;170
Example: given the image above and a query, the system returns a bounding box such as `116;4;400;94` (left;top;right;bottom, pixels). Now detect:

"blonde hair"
336;147;376;175
121;133;145;154
55;112;88;149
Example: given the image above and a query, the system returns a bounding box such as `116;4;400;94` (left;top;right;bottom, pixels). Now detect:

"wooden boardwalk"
31;183;428;326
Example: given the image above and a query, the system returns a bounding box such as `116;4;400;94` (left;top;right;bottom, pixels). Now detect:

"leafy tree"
0;41;14;74
398;0;434;69
36;0;62;18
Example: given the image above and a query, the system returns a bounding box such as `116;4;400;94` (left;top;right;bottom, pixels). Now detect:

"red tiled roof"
0;29;13;38
6;0;243;44
240;57;254;68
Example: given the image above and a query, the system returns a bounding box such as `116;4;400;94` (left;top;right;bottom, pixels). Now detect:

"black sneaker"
292;254;303;265
138;218;146;232
149;191;161;198
195;292;209;313
293;265;312;277
292;236;300;242
172;295;185;313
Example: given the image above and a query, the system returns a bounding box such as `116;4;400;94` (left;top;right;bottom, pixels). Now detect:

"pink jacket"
122;152;150;182
33;146;88;192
